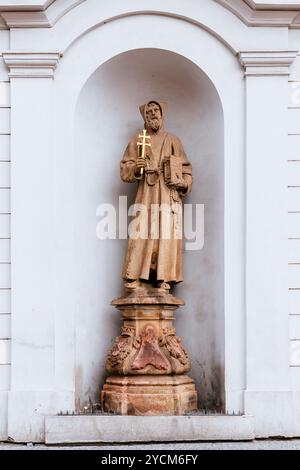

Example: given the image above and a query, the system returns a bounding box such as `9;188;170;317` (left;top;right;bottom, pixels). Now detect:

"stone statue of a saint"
121;101;193;290
101;100;197;416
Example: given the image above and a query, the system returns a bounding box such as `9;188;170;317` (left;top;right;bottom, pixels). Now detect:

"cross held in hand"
137;129;151;160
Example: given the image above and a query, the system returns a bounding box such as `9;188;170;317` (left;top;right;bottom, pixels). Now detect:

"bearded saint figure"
121;101;193;291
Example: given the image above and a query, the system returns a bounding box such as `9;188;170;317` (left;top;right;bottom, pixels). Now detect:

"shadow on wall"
74;48;225;412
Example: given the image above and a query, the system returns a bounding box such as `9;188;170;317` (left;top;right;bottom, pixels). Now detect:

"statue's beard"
146;117;162;132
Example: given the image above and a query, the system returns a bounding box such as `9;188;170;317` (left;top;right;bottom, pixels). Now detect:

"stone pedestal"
101;286;198;415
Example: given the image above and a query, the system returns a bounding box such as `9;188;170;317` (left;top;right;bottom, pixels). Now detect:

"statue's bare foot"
158;282;171;291
124;280;140;290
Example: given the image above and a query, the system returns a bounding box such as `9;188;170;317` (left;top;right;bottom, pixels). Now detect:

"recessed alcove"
74;48;224;411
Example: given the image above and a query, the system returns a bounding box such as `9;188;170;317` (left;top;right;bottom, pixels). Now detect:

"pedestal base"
101;375;198;416
101;287;198;415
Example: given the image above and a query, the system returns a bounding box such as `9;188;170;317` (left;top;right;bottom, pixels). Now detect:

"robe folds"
121;130;193;283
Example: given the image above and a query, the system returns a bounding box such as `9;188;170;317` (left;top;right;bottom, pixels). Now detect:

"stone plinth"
45;415;255;444
101;375;197;416
101;286;198;415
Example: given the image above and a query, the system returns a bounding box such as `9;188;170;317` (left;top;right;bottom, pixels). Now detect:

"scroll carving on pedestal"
106;326;140;370
159;327;190;366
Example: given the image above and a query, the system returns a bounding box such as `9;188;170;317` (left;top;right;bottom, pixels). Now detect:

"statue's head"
139;101;167;133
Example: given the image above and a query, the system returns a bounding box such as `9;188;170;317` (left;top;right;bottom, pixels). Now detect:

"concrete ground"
1;440;300;450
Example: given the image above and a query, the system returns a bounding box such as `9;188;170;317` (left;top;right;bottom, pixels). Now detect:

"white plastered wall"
286;28;300;437
0;28;10;442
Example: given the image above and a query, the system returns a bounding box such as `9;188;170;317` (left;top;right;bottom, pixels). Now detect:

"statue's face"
145;103;162;132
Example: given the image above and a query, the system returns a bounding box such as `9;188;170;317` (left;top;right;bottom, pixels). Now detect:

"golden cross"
137;129;151;176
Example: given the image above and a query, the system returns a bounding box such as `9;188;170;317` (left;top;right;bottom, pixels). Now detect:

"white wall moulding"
288;134;300;159
0;215;10;239
1;1;300;29
292;372;300;394
0;135;10;161
0;0;298;10
288;161;300;186
0;1;55;9
0;188;10;213
0;391;8;440
290;55;300;80
288;213;300;237
0;364;9;389
0;314;10;338
0;59;8;81
249;1;300;8
0;15;7;29
239;49;298;75
0;162;10;188
291;339;300;365
2;51;61;78
217;0;300;27
0;239;10;262
0;0;84;28
289;108;300;133
0;1;296;54
0;264;10;288
288;187;300;211
0;108;9;133
1;11;51;27
289;264;300;288
243;37;293;437
290;314;300;339
0;338;10;364
290;289;300;313
288;81;300;108
0;289;10;313
288;240;300;264
0;82;10;107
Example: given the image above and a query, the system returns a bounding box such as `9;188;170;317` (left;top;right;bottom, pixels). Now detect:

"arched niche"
74;48;224;410
53;14;245;414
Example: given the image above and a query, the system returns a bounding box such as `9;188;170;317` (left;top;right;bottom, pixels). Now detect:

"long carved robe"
121;129;192;283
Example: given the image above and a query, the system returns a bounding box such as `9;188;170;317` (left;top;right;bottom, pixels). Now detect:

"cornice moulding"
1;1;300;28
0;13;7;27
0;1;54;10
245;0;300;9
217;0;300;27
239;49;298;75
1;10;50;26
2;51;61;78
0;0;84;27
1;1;300;11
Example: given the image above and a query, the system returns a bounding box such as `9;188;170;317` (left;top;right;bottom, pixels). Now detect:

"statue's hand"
135;158;146;174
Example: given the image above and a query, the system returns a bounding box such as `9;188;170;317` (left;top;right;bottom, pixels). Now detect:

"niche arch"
74;48;224;409
53;14;245;413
